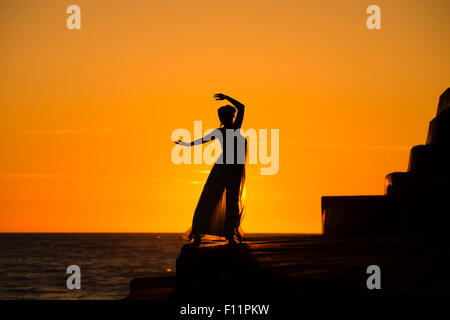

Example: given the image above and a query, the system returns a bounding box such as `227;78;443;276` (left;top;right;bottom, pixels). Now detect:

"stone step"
385;169;450;196
426;87;450;145
437;87;450;117
321;196;399;237
408;145;431;172
426;107;450;145
384;170;450;233
384;172;415;197
385;171;430;198
408;144;450;172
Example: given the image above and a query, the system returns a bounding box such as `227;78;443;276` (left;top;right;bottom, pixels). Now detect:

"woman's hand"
174;139;189;146
214;93;229;101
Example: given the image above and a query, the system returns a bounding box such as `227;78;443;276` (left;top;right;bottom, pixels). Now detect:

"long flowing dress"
184;126;247;242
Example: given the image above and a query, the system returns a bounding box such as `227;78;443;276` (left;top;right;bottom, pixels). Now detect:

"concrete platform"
127;235;450;300
127;276;176;300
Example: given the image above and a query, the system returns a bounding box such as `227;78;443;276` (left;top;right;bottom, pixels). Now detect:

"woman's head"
218;105;236;127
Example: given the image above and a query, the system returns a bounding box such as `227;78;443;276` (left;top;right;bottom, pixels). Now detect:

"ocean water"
0;233;186;300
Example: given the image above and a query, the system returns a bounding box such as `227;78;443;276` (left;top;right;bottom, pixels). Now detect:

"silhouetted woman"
175;93;247;245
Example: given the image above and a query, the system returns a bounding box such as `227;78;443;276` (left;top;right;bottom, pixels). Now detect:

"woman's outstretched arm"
214;93;245;128
174;129;220;146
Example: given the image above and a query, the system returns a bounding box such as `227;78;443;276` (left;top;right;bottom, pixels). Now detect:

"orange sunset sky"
0;0;449;233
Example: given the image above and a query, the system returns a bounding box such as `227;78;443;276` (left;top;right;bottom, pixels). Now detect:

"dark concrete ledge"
127;235;450;300
127;276;176;300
